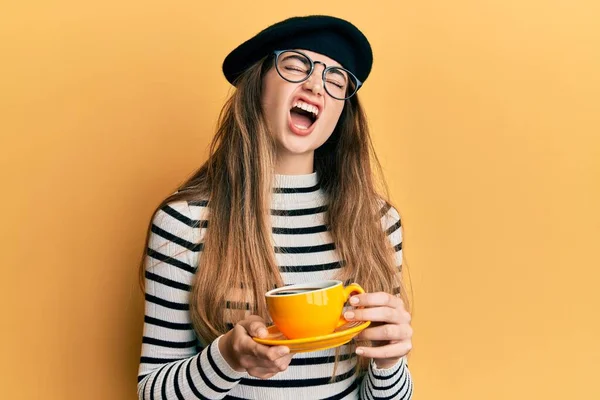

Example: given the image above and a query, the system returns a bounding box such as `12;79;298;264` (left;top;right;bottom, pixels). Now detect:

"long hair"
139;54;411;372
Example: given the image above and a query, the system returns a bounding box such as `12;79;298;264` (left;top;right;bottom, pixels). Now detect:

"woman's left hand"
344;292;413;369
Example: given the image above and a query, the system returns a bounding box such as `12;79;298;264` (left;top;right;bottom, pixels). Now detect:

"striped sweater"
137;172;413;399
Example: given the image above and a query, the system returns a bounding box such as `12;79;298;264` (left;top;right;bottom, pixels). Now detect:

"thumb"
238;315;268;338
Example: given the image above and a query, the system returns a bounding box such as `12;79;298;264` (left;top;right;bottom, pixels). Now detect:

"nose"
303;65;325;96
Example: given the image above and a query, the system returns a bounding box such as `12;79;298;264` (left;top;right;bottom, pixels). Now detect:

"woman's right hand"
219;315;293;379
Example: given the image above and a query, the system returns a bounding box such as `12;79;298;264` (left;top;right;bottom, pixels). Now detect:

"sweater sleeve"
137;200;246;399
361;357;413;399
358;204;413;399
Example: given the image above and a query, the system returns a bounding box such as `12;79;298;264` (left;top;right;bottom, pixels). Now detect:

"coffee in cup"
265;280;364;339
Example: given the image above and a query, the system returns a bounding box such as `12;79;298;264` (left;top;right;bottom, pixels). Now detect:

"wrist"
218;332;245;372
373;357;401;370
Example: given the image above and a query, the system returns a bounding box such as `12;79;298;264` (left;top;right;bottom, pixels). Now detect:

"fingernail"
279;348;289;356
344;311;355;320
349;297;359;305
356;348;364;355
258;328;267;337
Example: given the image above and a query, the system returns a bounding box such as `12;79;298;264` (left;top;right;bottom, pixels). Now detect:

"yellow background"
1;1;599;399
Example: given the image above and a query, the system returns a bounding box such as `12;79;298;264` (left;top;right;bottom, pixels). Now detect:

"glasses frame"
273;49;363;100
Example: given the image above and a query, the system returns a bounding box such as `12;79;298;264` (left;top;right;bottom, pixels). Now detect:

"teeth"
293;100;319;118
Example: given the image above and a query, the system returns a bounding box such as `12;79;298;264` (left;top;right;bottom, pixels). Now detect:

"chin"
277;134;320;155
278;142;317;156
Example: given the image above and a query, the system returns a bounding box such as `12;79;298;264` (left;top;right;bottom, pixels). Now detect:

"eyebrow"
327;68;348;83
281;54;311;65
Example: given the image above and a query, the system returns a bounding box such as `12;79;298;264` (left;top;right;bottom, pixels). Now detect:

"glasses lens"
276;51;311;82
324;67;358;100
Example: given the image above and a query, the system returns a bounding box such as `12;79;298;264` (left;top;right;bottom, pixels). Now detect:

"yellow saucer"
253;321;371;353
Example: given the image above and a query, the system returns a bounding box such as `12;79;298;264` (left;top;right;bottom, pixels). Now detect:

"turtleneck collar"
271;171;326;208
273;171;319;190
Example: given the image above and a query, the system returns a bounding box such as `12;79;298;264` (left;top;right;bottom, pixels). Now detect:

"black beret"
222;15;373;86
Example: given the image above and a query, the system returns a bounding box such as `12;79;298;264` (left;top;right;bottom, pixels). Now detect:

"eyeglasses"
273;50;363;100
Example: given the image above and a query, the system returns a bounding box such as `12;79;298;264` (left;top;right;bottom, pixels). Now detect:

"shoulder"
377;199;403;246
377;199;402;225
151;198;210;244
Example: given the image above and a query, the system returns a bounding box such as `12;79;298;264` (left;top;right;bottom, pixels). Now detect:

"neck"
274;151;315;175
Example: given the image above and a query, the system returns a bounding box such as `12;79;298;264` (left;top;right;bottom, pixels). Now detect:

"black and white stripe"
138;174;412;399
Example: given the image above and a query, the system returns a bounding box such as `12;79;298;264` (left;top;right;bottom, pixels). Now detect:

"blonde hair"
140;54;411;373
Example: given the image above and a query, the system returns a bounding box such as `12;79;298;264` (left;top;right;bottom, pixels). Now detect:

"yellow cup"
265;280;365;339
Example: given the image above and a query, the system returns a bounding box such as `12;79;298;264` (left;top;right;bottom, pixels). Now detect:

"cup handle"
336;283;365;328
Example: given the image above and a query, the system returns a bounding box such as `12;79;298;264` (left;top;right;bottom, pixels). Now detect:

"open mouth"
289;101;319;131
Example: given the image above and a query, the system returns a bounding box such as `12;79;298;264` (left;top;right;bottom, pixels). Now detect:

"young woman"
137;15;414;399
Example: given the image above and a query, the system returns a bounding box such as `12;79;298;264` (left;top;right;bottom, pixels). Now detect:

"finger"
272;353;294;371
247;341;290;364
247;355;293;379
349;292;404;310
241;346;292;370
344;306;404;324
237;316;268;338
246;367;278;380
356;340;412;359
356;323;413;342
263;345;291;362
